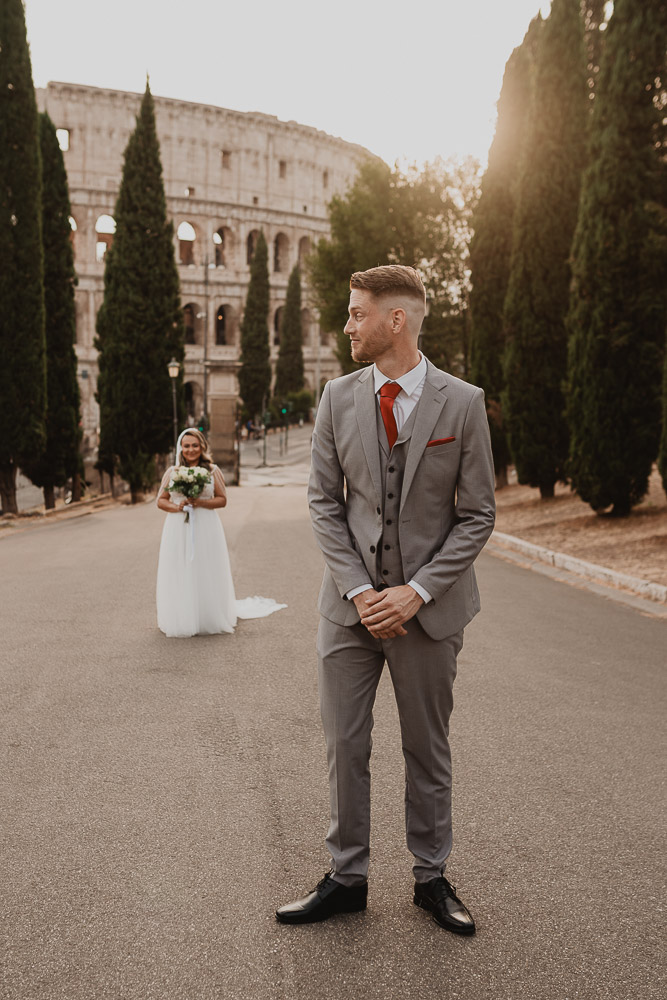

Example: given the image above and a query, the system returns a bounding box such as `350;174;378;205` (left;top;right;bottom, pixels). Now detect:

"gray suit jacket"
308;360;496;640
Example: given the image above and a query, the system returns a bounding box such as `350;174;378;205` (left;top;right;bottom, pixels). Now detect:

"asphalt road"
239;425;312;486
1;484;665;1000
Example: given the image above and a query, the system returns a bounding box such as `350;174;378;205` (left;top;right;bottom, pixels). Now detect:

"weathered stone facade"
35;82;371;461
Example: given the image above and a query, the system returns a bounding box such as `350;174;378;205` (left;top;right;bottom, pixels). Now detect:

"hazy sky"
24;0;551;166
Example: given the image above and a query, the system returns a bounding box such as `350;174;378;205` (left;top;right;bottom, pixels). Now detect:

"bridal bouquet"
168;466;211;522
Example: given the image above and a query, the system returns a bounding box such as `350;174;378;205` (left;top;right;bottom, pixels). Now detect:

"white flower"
168;464;211;499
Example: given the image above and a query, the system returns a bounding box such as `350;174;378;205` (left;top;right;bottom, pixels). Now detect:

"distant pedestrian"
276;265;495;933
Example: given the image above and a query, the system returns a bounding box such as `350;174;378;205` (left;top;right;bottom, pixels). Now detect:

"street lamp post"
168;357;180;462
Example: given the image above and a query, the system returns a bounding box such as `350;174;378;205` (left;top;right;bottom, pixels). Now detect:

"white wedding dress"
156;467;285;637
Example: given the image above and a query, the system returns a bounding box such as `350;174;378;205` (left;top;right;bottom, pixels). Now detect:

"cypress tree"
660;294;667;493
238;231;271;421
95;82;184;502
566;0;667;515
582;0;608;99
469;16;542;487
0;0;46;514
502;0;589;498
273;265;304;401
22;113;81;509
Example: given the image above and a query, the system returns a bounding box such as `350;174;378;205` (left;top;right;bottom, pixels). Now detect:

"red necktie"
379;382;402;450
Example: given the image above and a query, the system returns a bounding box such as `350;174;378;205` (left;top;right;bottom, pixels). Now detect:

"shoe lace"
431;875;457;900
314;871;335;892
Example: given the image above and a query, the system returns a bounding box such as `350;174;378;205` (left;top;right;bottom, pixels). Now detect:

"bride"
156;427;284;637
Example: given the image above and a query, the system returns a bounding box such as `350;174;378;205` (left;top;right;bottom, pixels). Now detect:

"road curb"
489;530;667;605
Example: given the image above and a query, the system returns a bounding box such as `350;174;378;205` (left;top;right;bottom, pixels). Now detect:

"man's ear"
391;307;407;332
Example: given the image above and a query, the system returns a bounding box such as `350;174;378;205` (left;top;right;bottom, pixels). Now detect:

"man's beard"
350;321;391;363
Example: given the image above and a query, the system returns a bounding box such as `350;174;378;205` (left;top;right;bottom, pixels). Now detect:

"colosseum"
35;82;373;464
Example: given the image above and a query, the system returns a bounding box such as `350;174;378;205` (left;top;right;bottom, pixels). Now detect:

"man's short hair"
350;265;426;306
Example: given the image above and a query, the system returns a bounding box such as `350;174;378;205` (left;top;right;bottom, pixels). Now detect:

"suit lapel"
354;368;383;501
400;364;448;514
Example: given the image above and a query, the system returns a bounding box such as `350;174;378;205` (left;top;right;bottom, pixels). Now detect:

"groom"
276;265;495;933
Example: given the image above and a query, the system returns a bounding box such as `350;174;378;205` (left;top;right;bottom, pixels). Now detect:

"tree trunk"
109;474;115;498
130;489;144;504
495;464;509;490
71;471;82;502
43;484;56;509
539;482;555;499
0;463;18;515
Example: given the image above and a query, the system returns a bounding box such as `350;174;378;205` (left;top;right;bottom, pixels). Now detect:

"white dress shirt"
347;353;432;606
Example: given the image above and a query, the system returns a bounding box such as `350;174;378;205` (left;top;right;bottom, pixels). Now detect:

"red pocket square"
426;436;456;448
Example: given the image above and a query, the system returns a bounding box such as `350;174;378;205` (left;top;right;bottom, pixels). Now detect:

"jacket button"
388;466;395;473
384;544;390;551
376;506;381;515
370;545;375;553
386;518;392;525
382;569;389;576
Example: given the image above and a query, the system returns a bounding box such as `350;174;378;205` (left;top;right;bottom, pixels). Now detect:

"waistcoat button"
386;519;392;525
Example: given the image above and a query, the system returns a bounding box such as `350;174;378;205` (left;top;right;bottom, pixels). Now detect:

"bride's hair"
177;428;213;470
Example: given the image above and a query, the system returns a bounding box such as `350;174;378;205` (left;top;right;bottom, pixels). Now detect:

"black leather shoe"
413;876;476;935
276;872;368;924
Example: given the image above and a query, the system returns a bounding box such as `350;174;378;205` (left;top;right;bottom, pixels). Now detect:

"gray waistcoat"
374;402;419;588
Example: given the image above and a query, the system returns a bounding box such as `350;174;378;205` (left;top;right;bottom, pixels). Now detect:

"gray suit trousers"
317;614;463;886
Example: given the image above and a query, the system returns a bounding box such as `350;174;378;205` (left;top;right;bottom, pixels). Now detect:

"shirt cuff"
346;584;373;601
408;580;432;604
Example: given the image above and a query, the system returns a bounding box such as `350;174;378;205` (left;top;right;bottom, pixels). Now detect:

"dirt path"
495;466;667;588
